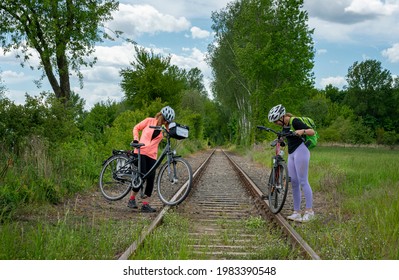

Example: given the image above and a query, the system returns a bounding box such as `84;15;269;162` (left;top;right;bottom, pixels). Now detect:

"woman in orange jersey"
127;106;175;213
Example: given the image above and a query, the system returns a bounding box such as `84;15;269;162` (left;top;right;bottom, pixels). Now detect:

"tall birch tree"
209;0;314;145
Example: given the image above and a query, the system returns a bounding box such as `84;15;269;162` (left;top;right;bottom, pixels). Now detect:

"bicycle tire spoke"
157;158;192;206
99;155;132;201
268;163;288;214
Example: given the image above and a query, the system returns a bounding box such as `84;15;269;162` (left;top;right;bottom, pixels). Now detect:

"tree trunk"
57;53;71;103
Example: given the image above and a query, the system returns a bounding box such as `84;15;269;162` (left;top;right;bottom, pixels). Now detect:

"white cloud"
171;48;209;75
382;43;399;63
120;0;231;18
4;89;28;105
0;45;42;69
93;43;136;66
0;49;15;62
307;17;354;43
73;82;123;107
80;66;120;83
305;0;399;44
316;49;327;55
190;26;211;39
304;0;373;24
108;4;191;38
320;76;347;88
345;0;399;16
1;70;26;82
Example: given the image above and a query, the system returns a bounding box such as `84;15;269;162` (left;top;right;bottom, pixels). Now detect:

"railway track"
119;149;320;260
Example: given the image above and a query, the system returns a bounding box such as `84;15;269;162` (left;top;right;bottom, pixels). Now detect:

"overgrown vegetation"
303;147;399;259
0;210;148;259
0;93;208;221
244;145;399;259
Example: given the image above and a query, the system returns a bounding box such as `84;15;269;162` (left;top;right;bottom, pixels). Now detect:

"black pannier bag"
169;122;189;140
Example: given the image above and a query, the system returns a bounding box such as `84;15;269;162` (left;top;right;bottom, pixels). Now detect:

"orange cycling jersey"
133;117;164;160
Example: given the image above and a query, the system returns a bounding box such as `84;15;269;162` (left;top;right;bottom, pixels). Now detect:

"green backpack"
289;116;319;149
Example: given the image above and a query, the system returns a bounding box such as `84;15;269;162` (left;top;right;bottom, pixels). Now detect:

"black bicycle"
99;123;193;206
257;126;295;214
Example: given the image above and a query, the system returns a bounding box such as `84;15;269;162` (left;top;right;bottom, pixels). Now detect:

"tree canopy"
0;0;119;103
208;0;315;145
344;59;398;132
120;46;207;110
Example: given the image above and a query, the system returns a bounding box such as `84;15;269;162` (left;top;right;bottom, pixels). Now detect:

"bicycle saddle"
130;142;145;148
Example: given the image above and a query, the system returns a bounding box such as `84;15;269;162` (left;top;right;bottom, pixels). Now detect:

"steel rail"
222;150;321;260
118;149;215;260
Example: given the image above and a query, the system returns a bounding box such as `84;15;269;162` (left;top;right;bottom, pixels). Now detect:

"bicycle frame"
257;125;293;214
271;135;286;167
257;126;290;164
131;126;178;186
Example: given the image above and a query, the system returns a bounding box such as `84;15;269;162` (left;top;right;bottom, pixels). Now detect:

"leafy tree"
120;46;186;109
180;68;209;115
120;46;212;141
181;89;206;114
0;90;88;156
202;99;231;145
0;72;7;98
0;0;119;103
391;77;399;133
209;0;314;145
82;99;120;142
185;68;208;98
344;59;397;132
323;84;345;104
300;92;329;126
0;97;26;153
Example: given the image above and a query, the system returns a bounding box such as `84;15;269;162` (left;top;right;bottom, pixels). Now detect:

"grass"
244;145;399;259
131;211;192;260
0;208;148;259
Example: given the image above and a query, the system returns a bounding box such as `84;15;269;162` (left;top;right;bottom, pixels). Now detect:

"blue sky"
1;0;399;109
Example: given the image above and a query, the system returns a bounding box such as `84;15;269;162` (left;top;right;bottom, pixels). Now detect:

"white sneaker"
287;212;302;222
301;210;315;222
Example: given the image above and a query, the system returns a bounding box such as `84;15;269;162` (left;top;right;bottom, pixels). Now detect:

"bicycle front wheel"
267;162;289;214
157;157;193;206
99;154;132;201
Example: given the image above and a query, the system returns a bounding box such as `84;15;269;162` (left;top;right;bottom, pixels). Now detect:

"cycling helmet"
268;104;286;122
161;106;175;123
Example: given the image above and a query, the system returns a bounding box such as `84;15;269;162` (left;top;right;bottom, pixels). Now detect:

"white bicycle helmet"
268;104;286;122
161;106;175;123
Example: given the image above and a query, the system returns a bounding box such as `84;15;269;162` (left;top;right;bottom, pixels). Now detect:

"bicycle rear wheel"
99;154;133;201
267;162;289;214
157;157;193;206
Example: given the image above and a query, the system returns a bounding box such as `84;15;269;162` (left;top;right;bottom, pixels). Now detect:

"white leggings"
288;143;313;211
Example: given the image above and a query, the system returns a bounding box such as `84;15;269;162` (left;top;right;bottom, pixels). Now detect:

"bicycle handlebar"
149;125;163;130
149;125;170;137
257;125;296;137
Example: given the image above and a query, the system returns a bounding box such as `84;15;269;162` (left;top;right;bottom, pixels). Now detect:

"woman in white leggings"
267;104;315;222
